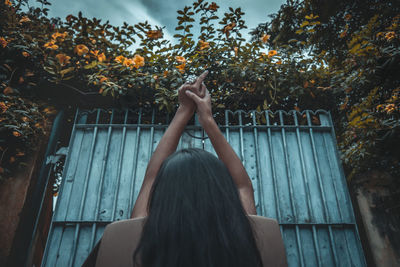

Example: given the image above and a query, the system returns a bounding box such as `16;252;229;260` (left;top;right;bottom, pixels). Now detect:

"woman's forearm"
202;116;257;214
130;107;192;218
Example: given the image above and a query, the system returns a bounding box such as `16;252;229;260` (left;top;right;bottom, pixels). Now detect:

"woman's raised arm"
185;84;257;215
130;71;209;218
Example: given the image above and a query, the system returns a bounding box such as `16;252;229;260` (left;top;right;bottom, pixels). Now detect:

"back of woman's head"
133;148;262;267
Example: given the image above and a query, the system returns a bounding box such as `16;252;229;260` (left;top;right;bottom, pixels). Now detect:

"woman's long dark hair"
133;148;263;267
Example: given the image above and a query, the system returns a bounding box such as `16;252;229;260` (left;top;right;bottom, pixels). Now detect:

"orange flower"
199;40;210;50
0;37;8;48
22;116;29;122
207;2;219;11
146;30;163;39
13;131;22;137
55;53;71;66
43;41;58;50
176;63;186;74
175;56;186;64
261;34;270;43
223;22;236;37
385;32;396;41
0;102;8;113
114;55;125;64
19;16;31;23
163;70;169;77
9;156;15;163
22;51;30;57
344;14;352;21
132;54;145;68
99;77;108;83
234;47;238;57
276;60;282;65
3;86;13;94
268;50;277;57
339;31;347;38
16;151;25;157
4;0;12;7
74;44;89;56
52;31;68;41
122;58;135;68
97;52;106;62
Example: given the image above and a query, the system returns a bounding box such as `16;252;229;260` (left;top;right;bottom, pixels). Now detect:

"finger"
193;70;209;88
185;90;201;103
200;82;206;98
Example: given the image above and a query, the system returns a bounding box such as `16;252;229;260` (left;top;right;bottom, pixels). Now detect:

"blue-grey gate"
41;108;366;267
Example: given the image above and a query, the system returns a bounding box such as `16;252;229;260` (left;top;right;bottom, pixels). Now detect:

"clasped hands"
177;70;213;126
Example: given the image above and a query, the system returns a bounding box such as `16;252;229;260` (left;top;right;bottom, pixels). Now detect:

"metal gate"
41;108;366;266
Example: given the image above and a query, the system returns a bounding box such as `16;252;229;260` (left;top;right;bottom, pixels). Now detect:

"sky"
25;0;285;46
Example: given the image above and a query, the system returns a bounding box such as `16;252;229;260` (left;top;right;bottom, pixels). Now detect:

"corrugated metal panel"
41;108;366;267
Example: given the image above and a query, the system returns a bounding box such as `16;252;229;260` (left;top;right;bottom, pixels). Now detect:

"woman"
82;70;287;267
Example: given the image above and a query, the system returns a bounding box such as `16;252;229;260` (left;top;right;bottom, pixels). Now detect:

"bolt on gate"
41;108;366;267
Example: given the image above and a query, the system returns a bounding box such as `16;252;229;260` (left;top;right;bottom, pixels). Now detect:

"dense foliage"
250;0;400;182
0;0;399;186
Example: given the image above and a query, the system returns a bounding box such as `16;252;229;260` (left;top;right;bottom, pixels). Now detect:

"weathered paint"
41;108;366;267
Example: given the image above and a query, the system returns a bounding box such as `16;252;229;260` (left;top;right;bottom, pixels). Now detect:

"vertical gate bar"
111;109;129;221
128;108;142;216
312;225;322;267
328;225;339;266
342;226;354;266
53;225;66;266
42;108;82;266
238;111;245;163
252;111;265;216
225;110;230;153
87;109;115;253
306;110;329;222
279;110;297;221
293;111;314;221
69;109;103;267
265;110;281;221
295;225;305;267
321;132;343;221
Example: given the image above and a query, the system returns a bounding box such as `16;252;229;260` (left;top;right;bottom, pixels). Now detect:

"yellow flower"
74;44;89;56
261;34;270;43
13;131;22;137
199;40;210;50
268;50;278;57
0;37;7;48
132;54;145;68
19;16;31;23
22;51;30;57
176;63;186;74
43;41;58;50
55;53;71;66
175;56;186;64
207;2;219;11
385;32;396;41
146;30;163;39
114;55;125;64
5;0;12;7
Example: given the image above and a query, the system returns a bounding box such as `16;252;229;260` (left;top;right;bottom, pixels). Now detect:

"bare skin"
130;70;256;218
